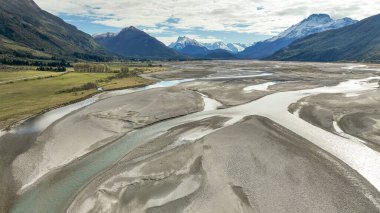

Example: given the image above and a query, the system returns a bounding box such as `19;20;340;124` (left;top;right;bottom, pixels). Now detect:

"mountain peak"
169;36;202;49
121;26;140;33
127;26;137;30
306;14;332;21
300;14;333;26
177;36;193;42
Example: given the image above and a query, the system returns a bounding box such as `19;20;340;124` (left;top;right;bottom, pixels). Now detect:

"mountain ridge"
169;36;247;54
0;0;108;60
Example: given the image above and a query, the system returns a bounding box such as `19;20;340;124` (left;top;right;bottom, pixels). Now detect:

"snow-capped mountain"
203;42;230;51
169;36;247;54
268;14;357;42
168;36;209;57
169;36;203;50
227;43;248;53
269;13;380;62
239;14;357;59
203;42;247;53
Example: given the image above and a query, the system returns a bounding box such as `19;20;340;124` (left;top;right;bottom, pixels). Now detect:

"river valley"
1;61;380;213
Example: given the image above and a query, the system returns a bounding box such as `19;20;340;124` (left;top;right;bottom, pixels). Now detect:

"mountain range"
167;36;245;58
169;36;247;54
203;42;247;53
0;0;107;61
238;14;357;59
269;14;380;62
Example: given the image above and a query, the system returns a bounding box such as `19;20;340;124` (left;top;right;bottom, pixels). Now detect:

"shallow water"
332;121;367;145
198;92;223;111
243;82;277;92
202;72;272;80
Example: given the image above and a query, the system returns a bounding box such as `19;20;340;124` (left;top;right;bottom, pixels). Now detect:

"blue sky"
60;14;271;45
35;0;380;45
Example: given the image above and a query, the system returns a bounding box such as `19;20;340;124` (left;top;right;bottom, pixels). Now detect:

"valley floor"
1;61;380;213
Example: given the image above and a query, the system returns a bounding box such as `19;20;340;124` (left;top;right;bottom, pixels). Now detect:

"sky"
34;0;380;45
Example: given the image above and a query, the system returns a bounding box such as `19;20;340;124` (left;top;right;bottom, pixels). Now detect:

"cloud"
143;28;169;34
35;0;380;36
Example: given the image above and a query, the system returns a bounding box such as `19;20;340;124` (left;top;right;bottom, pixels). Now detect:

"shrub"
57;82;98;93
36;66;66;72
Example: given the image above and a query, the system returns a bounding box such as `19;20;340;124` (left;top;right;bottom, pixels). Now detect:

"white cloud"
142;28;169;34
155;36;179;45
34;0;380;35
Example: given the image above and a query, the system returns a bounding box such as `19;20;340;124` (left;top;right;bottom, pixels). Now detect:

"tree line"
36;66;66;72
73;63;113;73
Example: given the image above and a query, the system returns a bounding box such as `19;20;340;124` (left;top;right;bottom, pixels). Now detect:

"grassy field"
0;70;65;83
0;64;160;129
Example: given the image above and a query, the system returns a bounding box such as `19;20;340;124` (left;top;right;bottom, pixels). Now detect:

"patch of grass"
72;62;166;73
0;72;113;129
